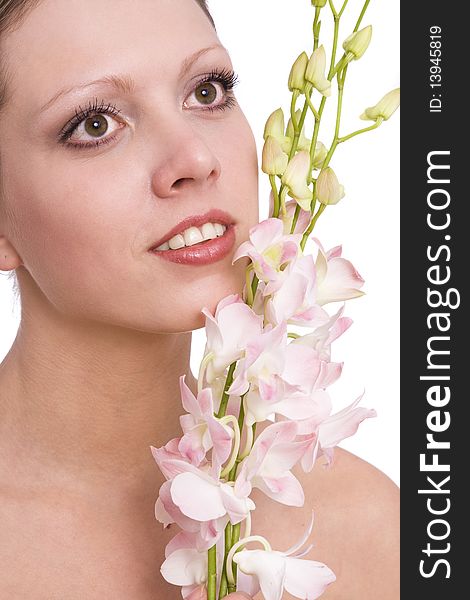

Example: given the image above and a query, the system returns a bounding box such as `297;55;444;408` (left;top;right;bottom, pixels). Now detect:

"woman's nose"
150;117;221;199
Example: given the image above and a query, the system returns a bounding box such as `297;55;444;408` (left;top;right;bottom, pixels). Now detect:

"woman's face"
0;0;259;333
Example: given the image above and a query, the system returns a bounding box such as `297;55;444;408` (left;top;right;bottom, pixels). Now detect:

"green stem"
245;266;254;306
305;91;320;121
338;117;383;142
354;0;371;32
328;0;338;18
290;90;300;135
218;522;233;598
301;203;326;251
216;361;237;419
251;272;259;299
338;0;349;18
207;544;217;600
227;522;241;594
269;174;280;217
313;7;321;50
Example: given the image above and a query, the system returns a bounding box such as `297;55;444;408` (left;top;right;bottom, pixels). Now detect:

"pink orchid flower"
235;421;309;507
155;458;256;550
283;198;312;235
178;374;233;468
232;513;336;600
291;304;352;361
265;254;330;328
161;531;260;599
202;294;264;384
160;531;225;597
268;192;311;236
228;322;289;402
241;343;335;428
283;342;343;392
152;444;239;551
232;218;301;294
298;393;377;471
313;239;365;305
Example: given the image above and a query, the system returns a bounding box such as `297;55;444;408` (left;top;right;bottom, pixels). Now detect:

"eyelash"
58;68;239;151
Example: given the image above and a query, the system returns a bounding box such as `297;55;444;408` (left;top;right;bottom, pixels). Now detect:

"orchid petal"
160;548;207;586
171;472;226;521
319;395;377;449
284;555;336;599
233;550;286;600
256;471;305;507
250;218;284;250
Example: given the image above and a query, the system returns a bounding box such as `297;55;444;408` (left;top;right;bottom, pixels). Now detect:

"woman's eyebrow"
37;44;226;115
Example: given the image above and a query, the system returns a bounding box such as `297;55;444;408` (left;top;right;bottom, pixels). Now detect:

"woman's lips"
148;224;236;265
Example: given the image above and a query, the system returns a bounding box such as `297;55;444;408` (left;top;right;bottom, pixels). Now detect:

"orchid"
201;294;263;385
298;393;378;472
264;254;330;327
234;421;311;507
232;218;301;295
228;513;336;600
151;2;399;598
313;240;365;305
178;375;234;468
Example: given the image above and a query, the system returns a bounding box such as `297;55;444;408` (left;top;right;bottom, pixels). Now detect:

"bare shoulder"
250;447;400;600
306;448;399;599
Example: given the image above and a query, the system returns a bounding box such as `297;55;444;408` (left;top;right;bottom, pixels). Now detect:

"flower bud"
312;141;327;169
342;25;372;60
281;151;313;211
262;136;289;176
286;109;311;152
315;167;345;205
288;52;309;92
311;0;327;6
305;45;331;96
264;108;285;141
360;88;400;121
290;187;313;212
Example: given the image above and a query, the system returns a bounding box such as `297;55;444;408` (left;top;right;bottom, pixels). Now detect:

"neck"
0;297;198;499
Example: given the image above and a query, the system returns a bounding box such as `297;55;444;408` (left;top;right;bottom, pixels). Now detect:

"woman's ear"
0;235;23;270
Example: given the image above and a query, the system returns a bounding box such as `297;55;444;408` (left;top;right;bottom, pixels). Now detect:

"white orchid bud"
311;0;327;6
305;45;331;96
315;167;345;205
262;136;289;176
281;151;313;210
290;187;313;212
288;52;309;92
264;108;285;141
360;88;400;121
342;25;372;60
312;141;328;169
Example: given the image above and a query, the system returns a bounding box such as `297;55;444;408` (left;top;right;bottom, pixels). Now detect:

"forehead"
1;0;219;111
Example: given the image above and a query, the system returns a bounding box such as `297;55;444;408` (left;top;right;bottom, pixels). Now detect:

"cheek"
9;167;136;302
220;115;259;221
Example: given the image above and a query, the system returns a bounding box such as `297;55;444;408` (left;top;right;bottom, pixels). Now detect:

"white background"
0;1;400;484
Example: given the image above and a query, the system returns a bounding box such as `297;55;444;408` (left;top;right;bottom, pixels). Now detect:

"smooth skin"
0;0;399;598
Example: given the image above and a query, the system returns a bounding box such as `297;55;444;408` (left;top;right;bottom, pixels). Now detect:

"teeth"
154;222;227;251
201;222;218;240
183;226;204;247
168;234;185;250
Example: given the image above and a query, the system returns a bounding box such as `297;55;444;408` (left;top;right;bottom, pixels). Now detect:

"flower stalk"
153;1;398;598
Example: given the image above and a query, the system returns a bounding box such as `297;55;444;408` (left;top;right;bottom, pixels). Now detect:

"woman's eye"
185;80;228;109
66;112;123;146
